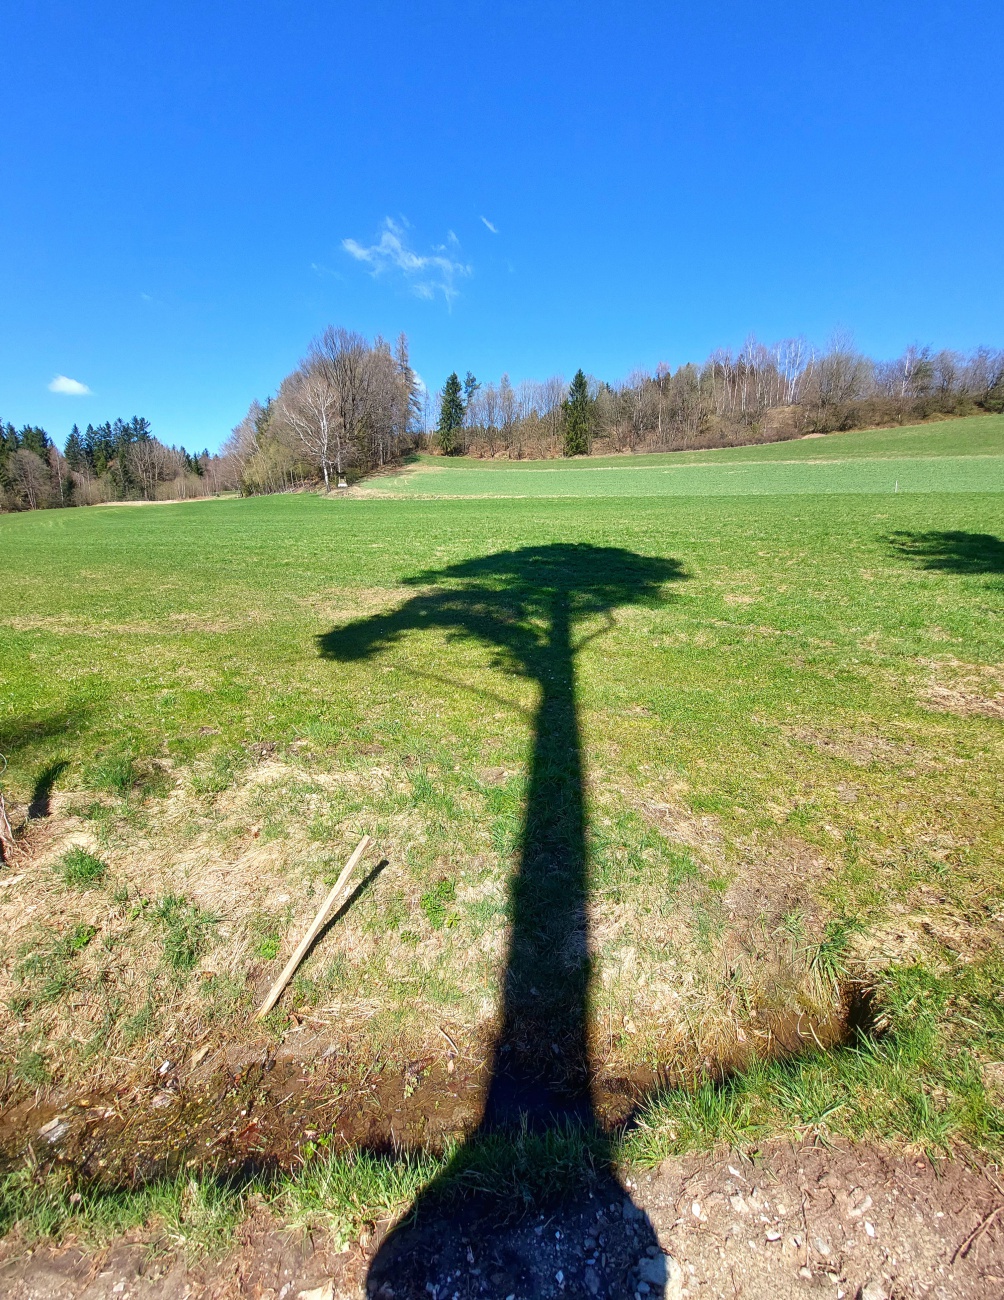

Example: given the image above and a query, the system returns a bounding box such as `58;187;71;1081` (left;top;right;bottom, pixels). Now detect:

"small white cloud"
480;216;499;234
310;261;343;281
342;217;472;306
48;375;92;396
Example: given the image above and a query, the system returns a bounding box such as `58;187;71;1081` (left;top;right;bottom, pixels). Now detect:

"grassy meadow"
359;412;1004;498
2;413;1004;1165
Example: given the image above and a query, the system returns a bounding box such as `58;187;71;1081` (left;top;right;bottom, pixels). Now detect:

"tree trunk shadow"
319;545;686;1299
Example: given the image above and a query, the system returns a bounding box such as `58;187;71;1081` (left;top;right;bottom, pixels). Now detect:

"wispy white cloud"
310;261;344;281
48;374;92;396
341;217;471;306
480;216;498;234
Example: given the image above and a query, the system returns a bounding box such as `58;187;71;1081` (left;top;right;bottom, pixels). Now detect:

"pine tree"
18;425;52;458
437;372;465;455
65;425;86;471
562;369;592;456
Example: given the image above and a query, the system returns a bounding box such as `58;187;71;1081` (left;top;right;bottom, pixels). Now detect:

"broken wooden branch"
0;756;16;866
255;834;372;1020
0;795;15;864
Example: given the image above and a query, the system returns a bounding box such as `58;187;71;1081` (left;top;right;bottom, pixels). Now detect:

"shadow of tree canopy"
318;544;687;1300
886;530;1004;575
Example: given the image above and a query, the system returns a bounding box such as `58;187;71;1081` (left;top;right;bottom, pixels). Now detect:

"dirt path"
3;1141;1004;1300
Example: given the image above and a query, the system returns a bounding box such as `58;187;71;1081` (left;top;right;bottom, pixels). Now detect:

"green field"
360;413;1004;497
2;414;1004;1166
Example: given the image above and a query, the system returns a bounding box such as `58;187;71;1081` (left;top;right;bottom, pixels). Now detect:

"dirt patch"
3;1140;1004;1298
923;685;1004;720
916;660;1004;720
784;724;939;769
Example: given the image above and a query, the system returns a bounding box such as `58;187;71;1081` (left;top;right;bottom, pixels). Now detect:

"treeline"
6;331;1003;511
439;338;1004;459
0;417;237;512
224;327;420;493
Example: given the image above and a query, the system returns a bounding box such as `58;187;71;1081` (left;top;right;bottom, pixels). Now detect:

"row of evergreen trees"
0;415;222;512
437;369;592;457
63;419;207;481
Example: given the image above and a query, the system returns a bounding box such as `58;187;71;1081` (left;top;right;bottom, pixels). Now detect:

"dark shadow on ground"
886;530;1004;575
319;544;687;1300
27;761;69;821
0;708;88;762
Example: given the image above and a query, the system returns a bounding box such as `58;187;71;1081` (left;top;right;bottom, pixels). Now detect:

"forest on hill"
4;332;1003;511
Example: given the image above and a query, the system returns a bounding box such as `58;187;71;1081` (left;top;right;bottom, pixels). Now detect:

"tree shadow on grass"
0;710;84;863
886;530;1004;576
27;760;69;820
318;544;687;1300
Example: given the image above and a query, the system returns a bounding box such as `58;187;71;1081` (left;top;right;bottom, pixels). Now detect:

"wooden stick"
255;835;371;1019
0;793;15;864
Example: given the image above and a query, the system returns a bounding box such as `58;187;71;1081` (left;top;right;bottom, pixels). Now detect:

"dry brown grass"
0;744;873;1102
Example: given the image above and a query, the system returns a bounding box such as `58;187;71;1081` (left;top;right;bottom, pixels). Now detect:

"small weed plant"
420;877;457;929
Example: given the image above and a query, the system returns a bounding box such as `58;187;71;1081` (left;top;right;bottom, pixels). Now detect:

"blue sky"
2;0;1002;452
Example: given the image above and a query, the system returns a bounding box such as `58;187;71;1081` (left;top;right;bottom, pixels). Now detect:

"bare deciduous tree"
127;439;185;499
277;367;343;488
9;449;50;509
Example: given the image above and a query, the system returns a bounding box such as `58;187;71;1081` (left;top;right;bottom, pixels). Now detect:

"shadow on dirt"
319;544;688;1299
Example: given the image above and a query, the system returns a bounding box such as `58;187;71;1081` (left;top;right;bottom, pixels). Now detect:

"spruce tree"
65;425;86;471
562;369;592;457
437;372;465;455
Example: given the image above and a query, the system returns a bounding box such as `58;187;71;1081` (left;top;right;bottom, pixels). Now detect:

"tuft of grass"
14;924;98;1012
190;749;246;796
419;877;457;930
442;1121;608;1210
85;751;135;795
14;1049;50;1087
282;1147;445;1247
152;896;218;972
255;935;281;961
811;916;865;984
58;846;108;889
56;924;98;957
122;996;156;1045
283;1121;607;1243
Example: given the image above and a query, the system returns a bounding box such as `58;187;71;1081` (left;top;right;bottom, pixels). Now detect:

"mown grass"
1;417;1003;1167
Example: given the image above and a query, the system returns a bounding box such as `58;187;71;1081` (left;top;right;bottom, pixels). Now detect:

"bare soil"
3;1141;1004;1299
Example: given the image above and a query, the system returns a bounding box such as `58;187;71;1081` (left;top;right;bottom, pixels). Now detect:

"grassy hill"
359;412;1004;498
